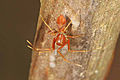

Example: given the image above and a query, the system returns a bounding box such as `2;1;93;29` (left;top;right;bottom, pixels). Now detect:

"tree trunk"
29;0;120;80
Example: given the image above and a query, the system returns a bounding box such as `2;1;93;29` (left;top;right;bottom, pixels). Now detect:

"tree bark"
29;0;120;80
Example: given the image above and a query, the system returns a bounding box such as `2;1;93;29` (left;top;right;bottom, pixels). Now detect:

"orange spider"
27;14;87;67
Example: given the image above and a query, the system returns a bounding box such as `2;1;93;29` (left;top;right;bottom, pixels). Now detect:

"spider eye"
57;15;66;25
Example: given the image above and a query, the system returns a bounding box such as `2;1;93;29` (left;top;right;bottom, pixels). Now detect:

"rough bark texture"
29;0;120;80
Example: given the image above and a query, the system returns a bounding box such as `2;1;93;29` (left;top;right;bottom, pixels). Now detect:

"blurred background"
0;0;120;80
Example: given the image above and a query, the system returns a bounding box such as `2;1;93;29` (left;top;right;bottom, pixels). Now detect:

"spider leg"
67;34;84;38
26;40;52;54
57;42;82;67
40;15;53;31
67;39;88;53
64;13;78;32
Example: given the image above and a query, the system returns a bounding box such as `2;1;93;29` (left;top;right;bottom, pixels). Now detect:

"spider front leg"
26;40;52;54
27;34;56;53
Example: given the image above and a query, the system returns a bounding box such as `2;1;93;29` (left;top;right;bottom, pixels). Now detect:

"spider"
27;14;87;67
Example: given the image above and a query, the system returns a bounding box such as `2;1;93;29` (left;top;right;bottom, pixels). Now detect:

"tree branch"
29;0;120;80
